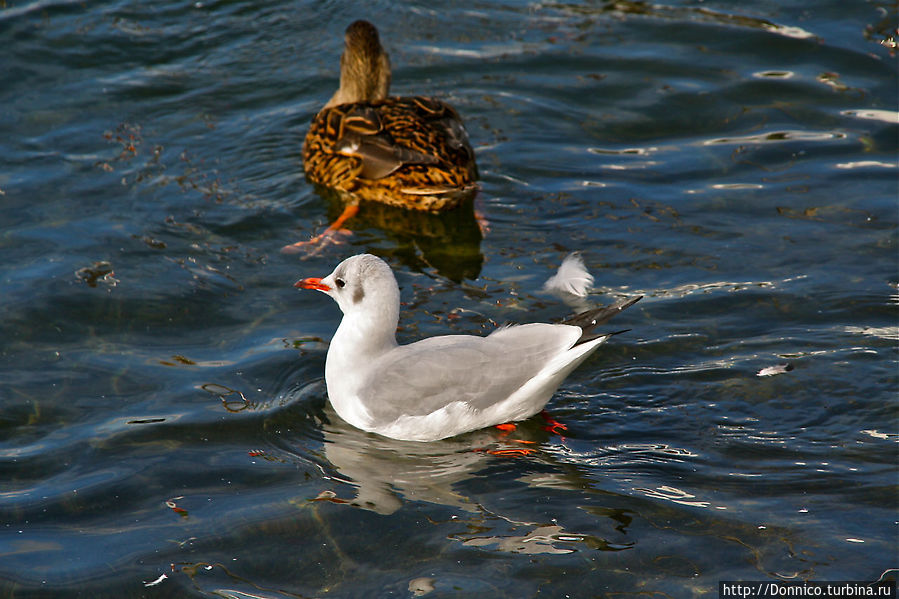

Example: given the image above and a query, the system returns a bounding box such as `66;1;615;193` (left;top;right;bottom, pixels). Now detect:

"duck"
287;20;479;251
295;254;641;441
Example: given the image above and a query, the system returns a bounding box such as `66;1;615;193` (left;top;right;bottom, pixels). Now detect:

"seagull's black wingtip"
565;296;642;345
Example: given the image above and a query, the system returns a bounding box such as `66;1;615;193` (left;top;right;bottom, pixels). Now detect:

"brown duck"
289;20;479;249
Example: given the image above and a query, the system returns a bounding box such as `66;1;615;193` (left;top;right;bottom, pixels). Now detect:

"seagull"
295;254;640;441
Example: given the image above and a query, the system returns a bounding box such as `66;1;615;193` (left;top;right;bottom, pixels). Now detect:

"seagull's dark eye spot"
335;278;346;288
352;284;364;304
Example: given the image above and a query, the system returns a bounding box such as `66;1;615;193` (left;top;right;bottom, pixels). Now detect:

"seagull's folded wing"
359;324;582;427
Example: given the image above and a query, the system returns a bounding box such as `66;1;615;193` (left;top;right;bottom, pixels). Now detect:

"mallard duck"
289;20;479;250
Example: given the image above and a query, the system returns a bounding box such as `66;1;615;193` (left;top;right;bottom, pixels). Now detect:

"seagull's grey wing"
359;324;580;425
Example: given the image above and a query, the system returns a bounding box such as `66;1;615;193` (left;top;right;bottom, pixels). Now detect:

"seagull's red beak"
295;277;331;292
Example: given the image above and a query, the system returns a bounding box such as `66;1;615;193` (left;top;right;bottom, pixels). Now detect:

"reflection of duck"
314;186;483;281
289;20;479;251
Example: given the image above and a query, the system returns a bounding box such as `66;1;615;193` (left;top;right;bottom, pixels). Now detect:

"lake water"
1;0;897;597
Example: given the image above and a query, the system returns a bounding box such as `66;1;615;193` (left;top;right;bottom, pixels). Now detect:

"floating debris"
143;573;167;587
165;497;188;518
310;490;348;504
127;418;166;425
757;363;794;377
409;577;436;597
75;261;118;288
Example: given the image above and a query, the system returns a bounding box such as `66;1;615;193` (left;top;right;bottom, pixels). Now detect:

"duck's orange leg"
281;203;359;254
475;207;490;237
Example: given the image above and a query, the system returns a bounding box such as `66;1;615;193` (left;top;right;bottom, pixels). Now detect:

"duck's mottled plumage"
303;20;478;211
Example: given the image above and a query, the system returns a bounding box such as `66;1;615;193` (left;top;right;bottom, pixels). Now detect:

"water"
1;0;896;597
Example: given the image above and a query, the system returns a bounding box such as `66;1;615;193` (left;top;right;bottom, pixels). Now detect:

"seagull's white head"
295;254;400;332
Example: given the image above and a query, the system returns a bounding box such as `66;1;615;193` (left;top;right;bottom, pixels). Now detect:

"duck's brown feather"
303;95;478;211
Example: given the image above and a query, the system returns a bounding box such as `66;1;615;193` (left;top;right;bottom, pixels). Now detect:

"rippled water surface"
2;0;897;597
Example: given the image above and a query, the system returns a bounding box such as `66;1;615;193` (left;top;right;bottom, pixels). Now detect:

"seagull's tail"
563;295;642;345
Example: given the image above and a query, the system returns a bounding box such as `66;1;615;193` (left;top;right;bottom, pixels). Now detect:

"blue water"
1;0;897;597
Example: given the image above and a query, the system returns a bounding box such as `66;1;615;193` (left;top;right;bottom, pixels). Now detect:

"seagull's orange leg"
540;410;568;437
486;448;533;457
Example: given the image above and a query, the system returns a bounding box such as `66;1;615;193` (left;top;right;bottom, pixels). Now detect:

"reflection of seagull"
286;20;478;252
295;254;640;441
319;416;494;515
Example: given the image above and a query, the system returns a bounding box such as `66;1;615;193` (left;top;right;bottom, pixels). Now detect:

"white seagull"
295;254;640;441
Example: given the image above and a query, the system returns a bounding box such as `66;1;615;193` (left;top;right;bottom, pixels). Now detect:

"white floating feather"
757;363;794;377
543;253;594;298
